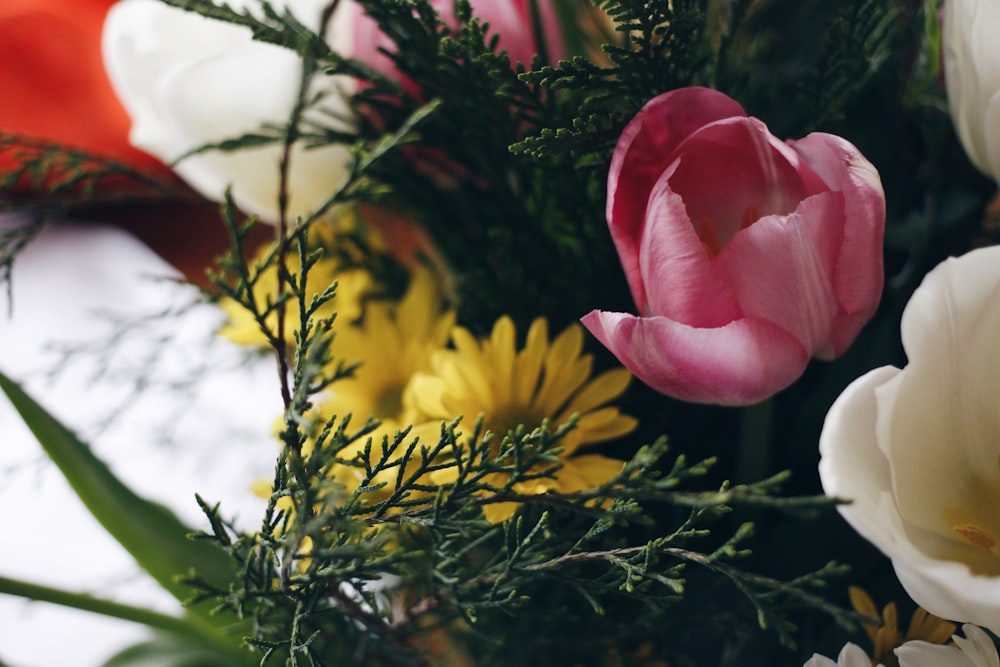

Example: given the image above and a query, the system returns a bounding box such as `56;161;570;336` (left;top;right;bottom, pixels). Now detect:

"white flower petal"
802;643;873;667
953;624;1000;667
888;248;1000;545
103;0;356;223
820;245;1000;634
944;0;1000;177
896;640;977;667
897;624;999;667
819;364;900;548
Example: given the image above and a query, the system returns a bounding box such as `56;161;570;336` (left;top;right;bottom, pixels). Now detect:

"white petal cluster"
806;625;999;667
803;643;874;667
819;244;1000;633
102;0;355;223
896;624;1000;667
943;0;1000;179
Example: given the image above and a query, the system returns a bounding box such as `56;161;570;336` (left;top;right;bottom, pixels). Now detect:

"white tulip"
102;0;355;223
819;244;1000;634
895;624;1000;667
943;0;1000;178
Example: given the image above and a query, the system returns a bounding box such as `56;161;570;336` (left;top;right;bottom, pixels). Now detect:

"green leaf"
0;575;252;666
0;371;239;626
103;634;236;667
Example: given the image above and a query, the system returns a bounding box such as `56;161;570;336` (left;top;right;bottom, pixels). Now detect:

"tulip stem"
736;398;774;483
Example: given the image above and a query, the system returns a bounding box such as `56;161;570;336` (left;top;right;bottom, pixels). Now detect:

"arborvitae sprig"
0;214;44;310
157;0;337;58
795;0;899;133
0;134;182;213
190;395;855;665
515;0;711;161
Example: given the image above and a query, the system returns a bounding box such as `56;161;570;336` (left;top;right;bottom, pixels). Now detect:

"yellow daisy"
410;316;638;523
312;266;456;511
849;586;956;665
317;266;455;427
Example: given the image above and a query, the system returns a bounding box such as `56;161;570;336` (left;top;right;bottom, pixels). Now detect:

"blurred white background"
0;216;280;666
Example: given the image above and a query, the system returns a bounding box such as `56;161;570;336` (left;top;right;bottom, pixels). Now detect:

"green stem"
0;574;253;665
736;397;775;483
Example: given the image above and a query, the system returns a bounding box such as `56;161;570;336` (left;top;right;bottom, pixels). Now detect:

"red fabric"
0;0;170;177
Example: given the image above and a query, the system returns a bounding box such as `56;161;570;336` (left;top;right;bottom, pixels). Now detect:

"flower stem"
736;397;774;483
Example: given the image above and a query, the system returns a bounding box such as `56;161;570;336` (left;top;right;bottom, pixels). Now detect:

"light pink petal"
789;133;886;354
581;310;808;406
638;163;742;324
666;117;807;246
713;192;844;356
607;88;746;307
347;0;564;89
471;0;565;66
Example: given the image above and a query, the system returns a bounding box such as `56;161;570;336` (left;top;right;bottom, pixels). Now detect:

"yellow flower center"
485;405;545;455
374;385;405;421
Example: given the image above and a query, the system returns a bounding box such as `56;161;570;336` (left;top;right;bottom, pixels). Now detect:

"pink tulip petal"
789;133;886;354
667;117;808;246
581;310;808;405
607;88;746;306
638;163;742;325
713;191;844;356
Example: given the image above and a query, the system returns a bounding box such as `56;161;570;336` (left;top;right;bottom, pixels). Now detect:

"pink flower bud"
346;0;566;86
583;87;886;405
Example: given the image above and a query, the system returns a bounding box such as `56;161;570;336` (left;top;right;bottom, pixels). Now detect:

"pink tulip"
345;0;565;86
582;87;885;406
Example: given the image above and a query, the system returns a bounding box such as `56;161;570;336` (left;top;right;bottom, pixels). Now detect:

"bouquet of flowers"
3;0;999;665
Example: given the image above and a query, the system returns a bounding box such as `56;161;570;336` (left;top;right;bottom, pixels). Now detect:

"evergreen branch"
796;0;899;132
0;214;44;314
0;134;184;211
156;0;336;58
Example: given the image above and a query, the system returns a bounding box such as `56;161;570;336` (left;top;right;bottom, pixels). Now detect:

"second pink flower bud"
583;87;886;406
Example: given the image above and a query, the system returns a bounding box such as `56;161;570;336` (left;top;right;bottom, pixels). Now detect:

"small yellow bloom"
849;586;956;665
317;267;455;427
410;316;638;523
311;267;456;512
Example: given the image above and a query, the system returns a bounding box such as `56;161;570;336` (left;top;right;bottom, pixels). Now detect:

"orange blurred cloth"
0;0;171;177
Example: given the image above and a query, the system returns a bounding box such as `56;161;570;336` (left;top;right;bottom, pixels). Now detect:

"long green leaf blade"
0;371;239;627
